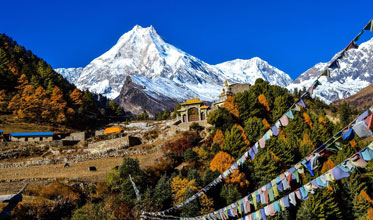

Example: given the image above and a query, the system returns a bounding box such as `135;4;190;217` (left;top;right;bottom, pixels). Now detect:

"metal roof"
0;130;3;133
10;132;53;137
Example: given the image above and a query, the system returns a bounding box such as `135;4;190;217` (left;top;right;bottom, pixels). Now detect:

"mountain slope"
332;84;373;111
55;25;293;110
288;38;373;104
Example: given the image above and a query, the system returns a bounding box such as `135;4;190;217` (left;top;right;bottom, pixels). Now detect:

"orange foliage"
318;116;327;125
278;128;287;141
368;207;373;220
262;118;271;129
69;88;83;105
164;137;192;156
349;139;357;148
235;124;250;146
258;94;270;111
15;74;28;90
222;96;239;118
210;151;248;187
213;129;224;147
321;159;336;173
301;133;314;149
360;190;373;204
303;113;313;129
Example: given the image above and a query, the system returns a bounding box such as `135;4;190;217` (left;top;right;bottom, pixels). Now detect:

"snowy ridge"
288;38;373;104
56;25;293;102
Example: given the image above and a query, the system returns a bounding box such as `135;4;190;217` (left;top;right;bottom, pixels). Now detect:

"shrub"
183;148;198;162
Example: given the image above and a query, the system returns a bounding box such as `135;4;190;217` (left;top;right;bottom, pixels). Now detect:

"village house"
177;98;210;123
9;132;53;142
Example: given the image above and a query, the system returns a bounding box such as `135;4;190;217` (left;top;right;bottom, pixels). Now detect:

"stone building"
10;132;53;142
177;98;210;123
212;81;251;109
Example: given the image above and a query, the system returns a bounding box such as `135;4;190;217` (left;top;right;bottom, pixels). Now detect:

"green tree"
180;189;200;217
153;175;172;210
223;125;247;158
244;116;267;144
207;108;234;132
338;102;352;126
220;184;242;205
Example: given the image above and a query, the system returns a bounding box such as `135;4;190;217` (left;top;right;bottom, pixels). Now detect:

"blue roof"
0;130;3;133
10;132;53;137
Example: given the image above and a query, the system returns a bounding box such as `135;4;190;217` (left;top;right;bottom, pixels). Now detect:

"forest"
62;79;373;220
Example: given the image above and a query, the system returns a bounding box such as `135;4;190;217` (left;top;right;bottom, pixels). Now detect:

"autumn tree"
222;96;239;118
50;86;67;123
69;88;83;106
213;129;224;148
258;94;270;111
170;176;198;206
0;90;7;111
210;151;248;188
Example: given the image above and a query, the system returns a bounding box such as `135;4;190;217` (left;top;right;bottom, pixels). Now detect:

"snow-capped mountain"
56;25;292;98
288;38;373;104
215;58;292;87
55;25;293;116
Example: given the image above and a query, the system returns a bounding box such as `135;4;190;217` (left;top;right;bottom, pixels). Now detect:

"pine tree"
220;184;242;205
223;125;247;158
244;116;266;144
153;175;172;210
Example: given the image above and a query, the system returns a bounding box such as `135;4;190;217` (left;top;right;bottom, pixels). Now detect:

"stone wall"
231;83;251;95
0;145;162;168
87;136;129;153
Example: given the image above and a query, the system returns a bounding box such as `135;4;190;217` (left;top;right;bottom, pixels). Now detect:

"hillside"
0;34;100;128
332;83;373;111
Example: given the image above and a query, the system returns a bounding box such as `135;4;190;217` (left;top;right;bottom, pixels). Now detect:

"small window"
25;137;28;141
40;137;43;141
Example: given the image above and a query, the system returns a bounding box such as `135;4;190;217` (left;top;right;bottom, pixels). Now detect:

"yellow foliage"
258;94;270;111
303;112;313;130
222;96;239;118
213;129;224;147
193;147;211;169
321;159;336;173
199;193;214;214
171;176;197;205
210;151;248;187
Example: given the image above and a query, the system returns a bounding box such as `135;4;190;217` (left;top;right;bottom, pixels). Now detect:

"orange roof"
104;127;123;134
200;105;210;109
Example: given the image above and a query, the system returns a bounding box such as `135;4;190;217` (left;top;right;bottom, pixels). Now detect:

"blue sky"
1;0;372;79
